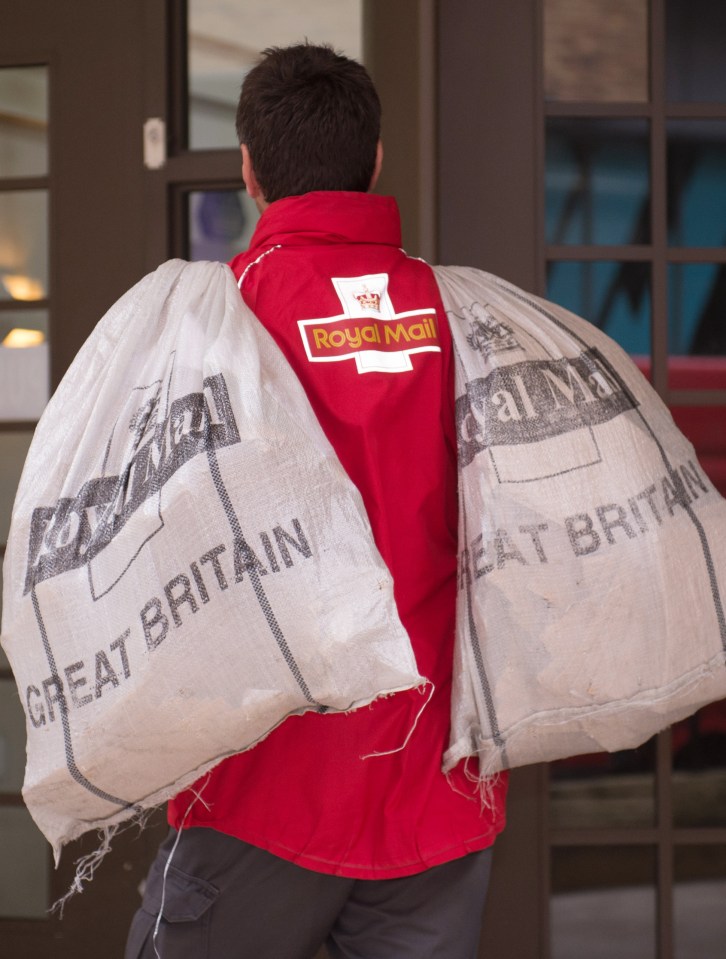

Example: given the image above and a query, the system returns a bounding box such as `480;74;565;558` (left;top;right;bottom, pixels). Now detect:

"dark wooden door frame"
437;3;548;956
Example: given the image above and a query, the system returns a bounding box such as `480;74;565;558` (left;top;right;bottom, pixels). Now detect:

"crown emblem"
465;303;520;357
354;287;382;311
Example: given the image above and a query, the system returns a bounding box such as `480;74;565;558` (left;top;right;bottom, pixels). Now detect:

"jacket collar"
248;191;402;250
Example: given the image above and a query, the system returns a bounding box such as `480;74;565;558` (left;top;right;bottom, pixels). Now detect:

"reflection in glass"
551;846;656;959
544;0;648;103
546;119;650;246
550;746;656;830
188;0;362;150
0;308;47;343
0;679;26;793
666;0;726;103
0;433;33;542
0;307;48;421
0;310;49;419
547;261;651;357
674;846;726;957
671;705;726;829
0;66;48;178
668;121;726;248
668;263;726;360
0;191;48;301
0;806;49;918
188;189;258;263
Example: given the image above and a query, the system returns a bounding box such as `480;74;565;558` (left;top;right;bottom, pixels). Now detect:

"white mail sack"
435;266;726;776
1;259;421;857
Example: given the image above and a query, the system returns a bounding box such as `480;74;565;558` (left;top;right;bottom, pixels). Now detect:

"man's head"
236;43;382;208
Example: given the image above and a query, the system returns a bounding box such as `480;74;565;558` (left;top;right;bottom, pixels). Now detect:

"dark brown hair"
236;43;381;204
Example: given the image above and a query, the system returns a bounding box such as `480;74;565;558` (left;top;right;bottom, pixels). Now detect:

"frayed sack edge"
443;655;726;781
50;812;153;917
445;757;505;815
50;774;214;918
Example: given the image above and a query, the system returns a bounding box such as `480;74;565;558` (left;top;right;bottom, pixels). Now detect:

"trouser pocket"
125;853;219;959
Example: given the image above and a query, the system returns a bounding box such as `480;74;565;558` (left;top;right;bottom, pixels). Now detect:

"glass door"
144;0;363;266
544;2;726;957
436;2;726;956
0;56;54;928
0;3;168;956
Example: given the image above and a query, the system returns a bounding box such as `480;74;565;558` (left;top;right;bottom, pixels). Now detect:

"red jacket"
169;191;507;878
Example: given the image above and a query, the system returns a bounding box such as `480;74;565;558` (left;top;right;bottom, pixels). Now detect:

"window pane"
546;119;650;246
668;263;726;367
0;190;49;301
551;846;656;959
0;805;49;918
544;0;649;103
550;746;656;830
674;846;726;957
0;309;49;419
667;0;726;102
187;0;363;150
668;121;726;248
547;261;651;357
188;189;257;262
0;66;48;179
0;432;33;543
0;678;26;793
671;704;726;829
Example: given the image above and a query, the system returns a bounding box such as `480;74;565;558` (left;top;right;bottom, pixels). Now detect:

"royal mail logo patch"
353;287;382;311
298;273;442;373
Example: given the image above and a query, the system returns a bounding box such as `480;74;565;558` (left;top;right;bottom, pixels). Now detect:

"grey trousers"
125;828;493;959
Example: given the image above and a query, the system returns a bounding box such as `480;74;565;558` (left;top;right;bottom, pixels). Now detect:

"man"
126;43;507;959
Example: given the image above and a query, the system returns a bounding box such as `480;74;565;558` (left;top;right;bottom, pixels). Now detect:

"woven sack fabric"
435;266;726;776
1;260;420;857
